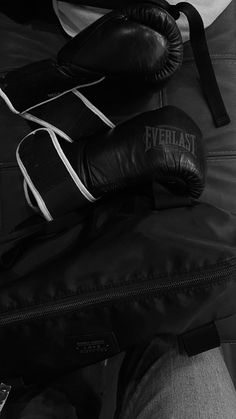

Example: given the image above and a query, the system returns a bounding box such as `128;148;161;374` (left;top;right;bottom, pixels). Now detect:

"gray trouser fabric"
117;343;236;419
18;343;236;419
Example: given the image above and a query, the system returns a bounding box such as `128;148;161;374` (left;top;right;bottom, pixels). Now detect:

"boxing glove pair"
0;1;229;128
17;106;206;221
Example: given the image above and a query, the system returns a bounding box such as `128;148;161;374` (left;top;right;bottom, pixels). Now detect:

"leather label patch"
67;332;120;356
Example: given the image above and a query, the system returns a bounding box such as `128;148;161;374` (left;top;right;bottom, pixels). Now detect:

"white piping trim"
22;77;105;113
16;128;53;221
0;76;105;114
22;112;73;143
23;179;39;212
73;89;115;129
49;129;96;202
0;87;19;113
22;83;116;142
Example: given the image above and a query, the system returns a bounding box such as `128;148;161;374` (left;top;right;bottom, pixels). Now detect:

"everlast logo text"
144;125;196;157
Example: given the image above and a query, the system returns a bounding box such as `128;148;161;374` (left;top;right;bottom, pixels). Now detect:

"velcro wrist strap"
23;87;115;142
16;128;96;221
0;59;104;114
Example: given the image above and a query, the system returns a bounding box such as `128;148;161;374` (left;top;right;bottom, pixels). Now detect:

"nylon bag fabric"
0;2;236;384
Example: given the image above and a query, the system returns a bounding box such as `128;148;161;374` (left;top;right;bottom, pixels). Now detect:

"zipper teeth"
0;263;234;327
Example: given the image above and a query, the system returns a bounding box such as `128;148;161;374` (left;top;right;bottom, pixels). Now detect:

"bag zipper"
0;260;235;327
1;155;236;327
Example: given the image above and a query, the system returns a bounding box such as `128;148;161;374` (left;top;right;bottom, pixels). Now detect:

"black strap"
169;2;230;127
178;321;221;356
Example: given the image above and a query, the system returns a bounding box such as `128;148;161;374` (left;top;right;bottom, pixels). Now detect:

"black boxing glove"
0;2;183;116
16;106;206;221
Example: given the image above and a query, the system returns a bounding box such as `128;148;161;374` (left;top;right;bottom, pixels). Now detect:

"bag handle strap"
146;1;230;127
174;2;230;127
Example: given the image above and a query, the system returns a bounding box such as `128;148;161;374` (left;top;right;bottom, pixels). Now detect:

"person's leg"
116;339;236;419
